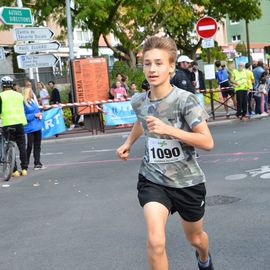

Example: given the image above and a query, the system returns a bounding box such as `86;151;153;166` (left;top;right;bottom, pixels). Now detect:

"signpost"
13;27;54;41
17;54;59;69
15;41;61;54
196;16;218;120
0;48;5;61
0;7;32;25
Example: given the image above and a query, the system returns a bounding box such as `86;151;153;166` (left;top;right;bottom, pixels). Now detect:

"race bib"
148;137;185;163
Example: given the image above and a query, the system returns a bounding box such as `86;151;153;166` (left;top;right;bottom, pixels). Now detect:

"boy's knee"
186;232;205;248
147;234;166;255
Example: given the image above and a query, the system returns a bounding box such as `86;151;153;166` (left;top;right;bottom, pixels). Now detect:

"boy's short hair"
215;60;221;68
48;80;55;85
143;36;177;64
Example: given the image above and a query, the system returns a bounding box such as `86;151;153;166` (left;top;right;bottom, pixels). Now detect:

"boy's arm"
116;120;144;160
146;116;214;151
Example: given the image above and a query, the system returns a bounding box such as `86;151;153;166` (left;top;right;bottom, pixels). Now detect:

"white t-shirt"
39;88;50;105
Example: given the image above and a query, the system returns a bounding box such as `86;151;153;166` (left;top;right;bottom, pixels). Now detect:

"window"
232;35;241;42
230;20;239;25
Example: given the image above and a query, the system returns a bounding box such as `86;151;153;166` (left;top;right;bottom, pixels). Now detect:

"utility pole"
245;20;251;64
65;0;76;114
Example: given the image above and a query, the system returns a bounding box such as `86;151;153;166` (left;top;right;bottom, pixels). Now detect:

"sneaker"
196;250;214;270
21;169;27;176
226;113;230;118
12;171;20;177
261;112;268;116
34;164;46;170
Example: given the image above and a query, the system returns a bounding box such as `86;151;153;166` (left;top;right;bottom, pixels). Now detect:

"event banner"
103;101;137;126
41;108;66;138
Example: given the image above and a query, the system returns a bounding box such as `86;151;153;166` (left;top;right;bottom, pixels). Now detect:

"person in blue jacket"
23;87;45;170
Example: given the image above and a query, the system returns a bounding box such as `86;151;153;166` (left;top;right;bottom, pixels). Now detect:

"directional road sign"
13;27;54;41
0;7;32;25
14;41;61;54
196;16;217;39
17;54;59;69
0;48;6;61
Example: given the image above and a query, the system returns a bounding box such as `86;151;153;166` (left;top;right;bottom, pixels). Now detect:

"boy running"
116;36;214;270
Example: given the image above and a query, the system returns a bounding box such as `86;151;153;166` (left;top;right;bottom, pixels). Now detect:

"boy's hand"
116;143;131;161
146;116;169;136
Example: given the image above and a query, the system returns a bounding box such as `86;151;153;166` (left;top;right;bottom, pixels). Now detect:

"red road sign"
196;17;217;39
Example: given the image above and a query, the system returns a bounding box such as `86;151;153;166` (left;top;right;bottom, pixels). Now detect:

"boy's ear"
169;63;175;74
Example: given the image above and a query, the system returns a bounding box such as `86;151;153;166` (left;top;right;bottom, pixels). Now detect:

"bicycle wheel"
2;142;16;181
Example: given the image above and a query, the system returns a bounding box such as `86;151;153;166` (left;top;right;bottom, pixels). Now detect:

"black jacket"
50;88;61;104
170;68;195;94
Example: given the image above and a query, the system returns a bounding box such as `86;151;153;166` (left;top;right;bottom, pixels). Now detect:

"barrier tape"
39;86;260;110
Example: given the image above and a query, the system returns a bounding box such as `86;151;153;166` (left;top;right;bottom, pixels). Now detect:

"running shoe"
12;171;20;177
195;250;214;270
21;169;27;176
34;164;46;170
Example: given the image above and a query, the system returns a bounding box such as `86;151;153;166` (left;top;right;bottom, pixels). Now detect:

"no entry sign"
196;17;217;39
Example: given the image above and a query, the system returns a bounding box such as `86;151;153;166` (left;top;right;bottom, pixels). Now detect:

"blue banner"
41;108;66;138
103;101;137;126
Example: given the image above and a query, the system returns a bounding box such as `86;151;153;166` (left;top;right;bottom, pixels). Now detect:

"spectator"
110;81;128;99
171;55;196;93
23;87;45;170
245;63;255;115
13;83;22;93
192;61;205;92
253;61;265;89
109;73;123;99
232;62;248;120
129;82;138;96
37;81;50;106
48;80;61;104
141;79;150;92
254;72;268;115
0;76;28;177
215;60;236;118
121;74;129;93
68;90;80;128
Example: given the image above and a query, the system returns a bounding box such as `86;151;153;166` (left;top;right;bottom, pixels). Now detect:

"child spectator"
254;72;268;115
110;81;127;99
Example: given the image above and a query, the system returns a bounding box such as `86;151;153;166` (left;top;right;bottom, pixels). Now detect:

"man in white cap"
171;55;196;93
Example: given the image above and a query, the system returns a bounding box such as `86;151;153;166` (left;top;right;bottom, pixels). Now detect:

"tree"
235;42;247;56
164;0;263;58
103;0;178;67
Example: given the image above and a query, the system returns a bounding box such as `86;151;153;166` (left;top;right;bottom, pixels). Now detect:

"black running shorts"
220;81;235;98
137;174;206;222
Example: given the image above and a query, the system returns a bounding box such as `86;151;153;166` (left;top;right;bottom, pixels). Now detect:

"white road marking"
81;149;115;153
225;174;247;180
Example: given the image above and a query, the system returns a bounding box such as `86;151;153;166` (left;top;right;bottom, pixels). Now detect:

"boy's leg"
144;202;169;270
181;218;209;262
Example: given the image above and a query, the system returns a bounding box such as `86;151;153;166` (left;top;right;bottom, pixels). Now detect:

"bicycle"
0;127;16;181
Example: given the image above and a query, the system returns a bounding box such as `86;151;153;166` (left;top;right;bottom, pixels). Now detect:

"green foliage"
110;61;145;91
201;41;227;62
62;108;72;128
235;42;247;56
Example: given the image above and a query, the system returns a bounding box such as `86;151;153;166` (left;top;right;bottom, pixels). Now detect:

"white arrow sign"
13;27;54;41
14;41;61;54
17;54;59;69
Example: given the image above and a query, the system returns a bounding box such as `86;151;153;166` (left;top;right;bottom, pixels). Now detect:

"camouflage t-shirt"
131;86;209;188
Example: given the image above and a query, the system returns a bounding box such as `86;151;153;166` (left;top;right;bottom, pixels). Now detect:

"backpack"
216;69;228;83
